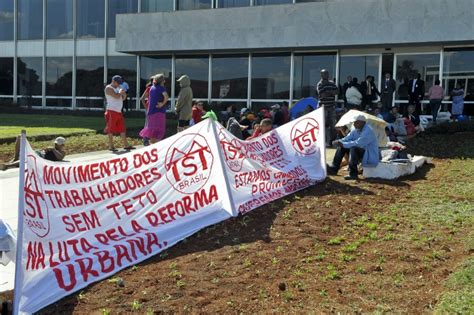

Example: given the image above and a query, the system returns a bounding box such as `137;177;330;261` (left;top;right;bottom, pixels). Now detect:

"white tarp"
15;108;326;313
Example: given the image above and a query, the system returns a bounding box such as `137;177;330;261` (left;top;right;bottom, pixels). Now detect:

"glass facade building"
0;0;473;112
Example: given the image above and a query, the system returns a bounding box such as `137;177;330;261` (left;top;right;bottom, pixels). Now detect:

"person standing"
139;74;169;144
408;73;425;114
381;73;396;112
451;82;465;120
427;79;444;124
360;75;379;110
342;75;353;105
345;80;363;110
140;77;154;145
104;75;134;151
175;75;193;132
316;69;339;146
120;79;130;112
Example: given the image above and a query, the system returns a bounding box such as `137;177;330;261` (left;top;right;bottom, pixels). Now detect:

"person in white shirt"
104;75;135;152
345;79;363;110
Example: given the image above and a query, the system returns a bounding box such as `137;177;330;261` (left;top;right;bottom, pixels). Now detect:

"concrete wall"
116;0;474;54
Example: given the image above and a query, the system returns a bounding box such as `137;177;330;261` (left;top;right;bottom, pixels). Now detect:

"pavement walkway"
0;146;336;292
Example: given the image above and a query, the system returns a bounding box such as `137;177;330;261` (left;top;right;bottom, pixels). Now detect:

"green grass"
0;113;150;139
434;257;474;314
0;113;177;161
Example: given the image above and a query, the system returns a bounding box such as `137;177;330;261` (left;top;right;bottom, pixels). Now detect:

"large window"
251;54;290;99
18;0;43;40
0;58;14;95
212;55;248;99
107;0;138;38
47;0;73;39
140;56;171;95
108;56;137;97
77;0;105;39
17;57;42;96
177;0;212;10
0;0;14;41
217;0;249;7
339;55;380;89
294;53;336;100
141;0;174;12
46;57;72;96
254;0;292;5
76;57;104;97
395;53;440;101
175;56;209;99
443;49;474;102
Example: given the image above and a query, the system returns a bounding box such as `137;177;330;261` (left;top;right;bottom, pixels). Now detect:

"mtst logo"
165;134;214;194
24;155;51;237
290;118;320;155
219;129;246;172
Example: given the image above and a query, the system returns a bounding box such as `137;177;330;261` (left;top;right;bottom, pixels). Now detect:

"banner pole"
210;121;238;217
13;130;27;315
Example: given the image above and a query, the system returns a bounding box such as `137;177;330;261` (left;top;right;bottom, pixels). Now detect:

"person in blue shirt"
120;80;130;112
327;115;380;180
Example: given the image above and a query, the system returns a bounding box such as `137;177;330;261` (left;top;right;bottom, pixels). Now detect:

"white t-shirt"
105;85;123;112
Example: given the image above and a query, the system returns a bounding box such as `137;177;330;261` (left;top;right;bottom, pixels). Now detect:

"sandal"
124;146;136;151
108;147;118;152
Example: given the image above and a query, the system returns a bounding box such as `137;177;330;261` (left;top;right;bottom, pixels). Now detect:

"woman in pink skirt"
139;74;168;144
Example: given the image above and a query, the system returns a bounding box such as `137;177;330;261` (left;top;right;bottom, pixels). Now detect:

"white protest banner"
219;108;326;214
15;109;326;313
16;119;234;313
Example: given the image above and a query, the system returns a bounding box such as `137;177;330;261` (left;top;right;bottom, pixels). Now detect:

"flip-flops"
124;146;136;151
108;147;118;152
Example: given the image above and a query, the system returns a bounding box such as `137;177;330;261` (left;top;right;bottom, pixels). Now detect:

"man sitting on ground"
247;118;273;140
0;136;66;171
327;115;380;180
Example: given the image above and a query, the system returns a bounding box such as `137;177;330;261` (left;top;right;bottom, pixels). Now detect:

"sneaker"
143;138;150;146
344;175;358;180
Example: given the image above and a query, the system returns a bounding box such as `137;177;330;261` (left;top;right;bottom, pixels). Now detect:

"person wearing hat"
139;74;169;144
0;136;67;171
104;75;135;151
327;114;380;180
175;75;193;132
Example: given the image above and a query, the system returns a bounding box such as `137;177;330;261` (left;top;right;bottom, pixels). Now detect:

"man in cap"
104;75;135;151
328;114;380;180
175;75;193;132
0;136;67;170
316;69;339;146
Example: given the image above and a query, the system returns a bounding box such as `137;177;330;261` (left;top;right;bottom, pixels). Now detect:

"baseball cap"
354;114;367;122
112;75;123;84
54;137;66;145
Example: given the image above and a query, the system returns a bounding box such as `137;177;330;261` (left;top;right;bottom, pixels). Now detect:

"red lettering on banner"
94;250;115;273
94;226;137;245
26;241;46;270
114;244;133;267
53;264;77;292
131;220;148;233
44;169;162;209
234;170;271;188
77;257;99;282
107;190;158;220
44;157;129;185
24;154;51;237
146;185;218;227
165;134;214;194
62;209;101;233
291;117;320;155
133;148;159;168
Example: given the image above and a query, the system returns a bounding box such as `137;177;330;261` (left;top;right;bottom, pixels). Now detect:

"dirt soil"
1;132;473;314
